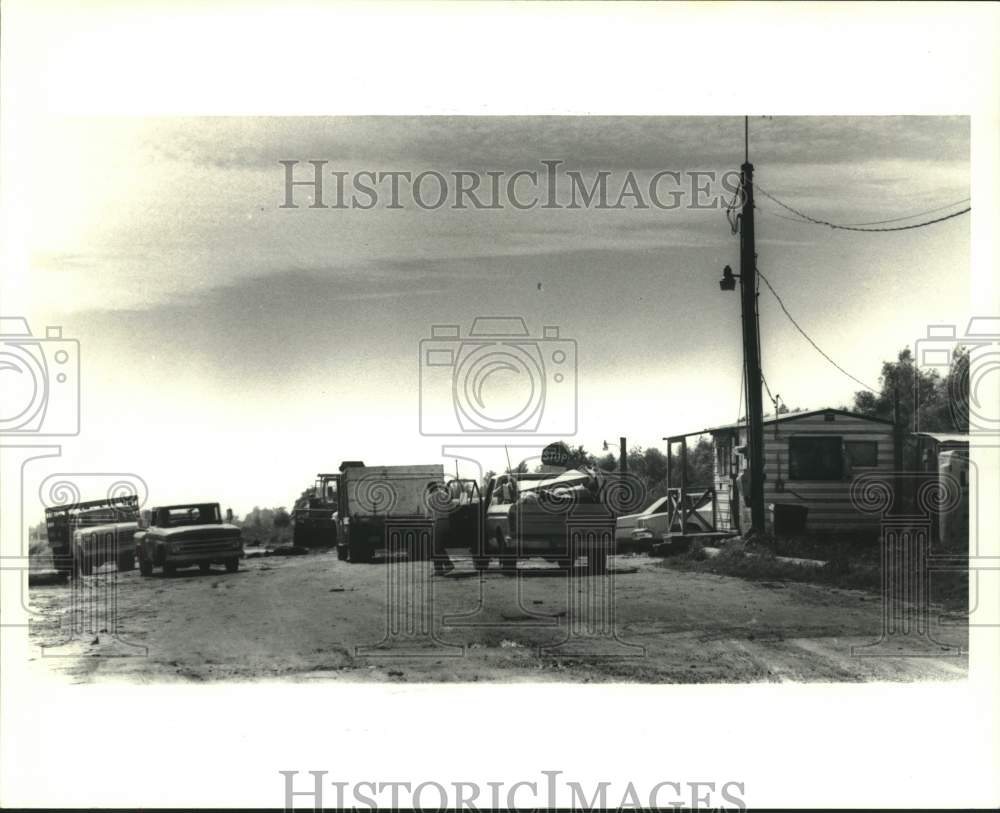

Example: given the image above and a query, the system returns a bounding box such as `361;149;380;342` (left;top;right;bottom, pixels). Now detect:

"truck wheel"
139;558;153;577
199;562;211;573
117;551;135;572
350;544;372;564
472;556;490;571
225;558;239;573
336;544;348;561
164;563;177;577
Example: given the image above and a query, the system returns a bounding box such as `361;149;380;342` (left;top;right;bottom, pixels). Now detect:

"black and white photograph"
1;2;998;810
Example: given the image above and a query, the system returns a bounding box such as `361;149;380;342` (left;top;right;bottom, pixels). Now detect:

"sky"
0;116;972;517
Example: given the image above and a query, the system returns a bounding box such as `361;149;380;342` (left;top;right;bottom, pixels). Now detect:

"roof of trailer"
665;408;895;441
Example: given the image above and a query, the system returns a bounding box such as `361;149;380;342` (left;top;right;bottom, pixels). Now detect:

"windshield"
156;504;220;527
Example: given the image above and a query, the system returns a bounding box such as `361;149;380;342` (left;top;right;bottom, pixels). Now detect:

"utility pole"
739;118;766;534
619;437;628;475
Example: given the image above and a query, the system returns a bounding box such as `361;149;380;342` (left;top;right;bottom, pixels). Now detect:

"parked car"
616;493;714;552
137;502;243;576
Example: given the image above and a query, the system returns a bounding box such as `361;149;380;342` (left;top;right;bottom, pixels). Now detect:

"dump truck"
44;495;141;577
335;461;449;563
136;502;243;576
292;473;340;548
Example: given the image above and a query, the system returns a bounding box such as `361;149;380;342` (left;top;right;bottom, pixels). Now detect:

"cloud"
143;116;970;172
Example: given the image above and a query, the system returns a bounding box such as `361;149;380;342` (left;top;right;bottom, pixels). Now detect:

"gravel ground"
27;550;968;683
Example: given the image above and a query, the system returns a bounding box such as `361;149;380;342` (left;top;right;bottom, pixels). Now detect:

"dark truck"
44;495;140;577
291;473;340;548
136;502;243;576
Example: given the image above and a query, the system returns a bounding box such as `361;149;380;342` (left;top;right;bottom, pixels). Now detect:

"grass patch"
661;538;968;612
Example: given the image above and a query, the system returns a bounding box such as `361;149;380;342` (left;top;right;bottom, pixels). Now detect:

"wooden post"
666;440;672;493
740;152;766;534
680;437;688;534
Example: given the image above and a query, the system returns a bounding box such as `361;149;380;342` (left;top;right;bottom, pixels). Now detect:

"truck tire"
117;551;135;572
139;558;154;577
336;544;348;561
199;562;211;573
472;556;490;571
225;558;239;573
164;563;177;577
350;543;373;564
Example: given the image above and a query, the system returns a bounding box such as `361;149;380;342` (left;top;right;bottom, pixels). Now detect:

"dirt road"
28;551;968;683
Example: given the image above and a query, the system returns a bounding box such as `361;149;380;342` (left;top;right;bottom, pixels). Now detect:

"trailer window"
845;440;878;469
789;436;843;481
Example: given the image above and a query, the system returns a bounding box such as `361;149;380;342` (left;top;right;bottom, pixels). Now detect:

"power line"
755;185;971;232
755;202;813;224
841;197;971;227
757;268;879;394
725;178;743;235
761;370;776;405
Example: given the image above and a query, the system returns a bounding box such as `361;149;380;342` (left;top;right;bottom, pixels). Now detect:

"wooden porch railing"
665;487;717;535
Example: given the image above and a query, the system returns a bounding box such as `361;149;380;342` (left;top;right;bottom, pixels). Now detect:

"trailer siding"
709;411;895;534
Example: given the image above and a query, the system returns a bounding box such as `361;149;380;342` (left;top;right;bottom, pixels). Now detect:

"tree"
273;507;291;528
853;346;968;433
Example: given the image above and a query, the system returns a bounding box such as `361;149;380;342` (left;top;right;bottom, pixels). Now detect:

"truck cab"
136;502;243;576
292;473;340;548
